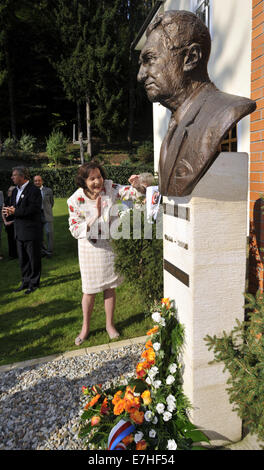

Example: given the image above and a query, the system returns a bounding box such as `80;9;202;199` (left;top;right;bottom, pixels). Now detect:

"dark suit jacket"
159;82;256;197
11;182;42;241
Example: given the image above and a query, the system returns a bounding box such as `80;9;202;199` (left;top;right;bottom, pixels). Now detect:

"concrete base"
163;152;248;446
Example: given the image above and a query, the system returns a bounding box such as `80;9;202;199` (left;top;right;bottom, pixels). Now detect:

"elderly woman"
67;161;154;346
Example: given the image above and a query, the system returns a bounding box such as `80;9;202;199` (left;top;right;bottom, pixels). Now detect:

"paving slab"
0;336;147;373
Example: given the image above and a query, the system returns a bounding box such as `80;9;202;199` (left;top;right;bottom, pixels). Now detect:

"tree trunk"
77;101;82;137
6;48;16;139
79;131;84;164
86;95;92;158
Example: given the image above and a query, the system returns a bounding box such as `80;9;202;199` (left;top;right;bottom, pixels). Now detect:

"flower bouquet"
79;298;210;450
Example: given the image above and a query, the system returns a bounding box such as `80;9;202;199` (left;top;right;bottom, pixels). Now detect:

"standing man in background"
0;189;4;260
33;175;54;258
3;167;42;294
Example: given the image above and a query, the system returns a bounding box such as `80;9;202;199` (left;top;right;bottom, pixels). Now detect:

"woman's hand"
128;174;139;187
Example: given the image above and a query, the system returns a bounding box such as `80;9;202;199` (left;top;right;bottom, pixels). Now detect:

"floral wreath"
79;298;209;450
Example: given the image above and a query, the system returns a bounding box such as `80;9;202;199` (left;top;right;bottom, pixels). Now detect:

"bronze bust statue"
137;10;256;197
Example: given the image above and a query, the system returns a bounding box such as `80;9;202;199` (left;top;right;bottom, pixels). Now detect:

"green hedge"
0;164;153;198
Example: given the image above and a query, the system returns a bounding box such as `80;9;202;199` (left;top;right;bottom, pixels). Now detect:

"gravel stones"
0;344;144;450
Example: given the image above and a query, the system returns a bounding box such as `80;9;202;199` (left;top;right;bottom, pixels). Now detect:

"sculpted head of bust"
137;10;256;197
138;10;211;114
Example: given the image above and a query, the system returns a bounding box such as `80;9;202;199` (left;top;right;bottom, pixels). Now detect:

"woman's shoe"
106;329;120;340
75;336;85;346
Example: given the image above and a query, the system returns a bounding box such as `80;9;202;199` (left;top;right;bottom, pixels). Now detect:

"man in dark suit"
3;167;42;294
33;175;54;257
137;10;256;197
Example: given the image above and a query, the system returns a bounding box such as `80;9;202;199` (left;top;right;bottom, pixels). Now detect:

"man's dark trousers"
16;238;41;288
11;182;42;289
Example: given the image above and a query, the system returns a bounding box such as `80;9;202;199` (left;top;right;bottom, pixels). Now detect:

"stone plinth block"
163;152;248;446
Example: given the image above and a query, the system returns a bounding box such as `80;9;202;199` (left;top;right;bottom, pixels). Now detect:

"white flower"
153;380;162;389
167;403;176;412
149;429;156;438
167;439;177;450
152;416;158;424
134;431;144;443
166;375;175;385
166;394;176;404
163;411;172;422
145;376;152;385
148;366;158;378
151;311;165;326
153;342;161;352
166;394;176;411
151;311;162;323
169;363;177;374
156;403;165;414
144;410;153;422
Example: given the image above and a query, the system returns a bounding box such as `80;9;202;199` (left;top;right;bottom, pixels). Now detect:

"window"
218;126;237;153
194;0;210;28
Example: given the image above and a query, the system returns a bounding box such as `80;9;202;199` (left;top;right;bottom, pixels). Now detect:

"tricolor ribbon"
107;419;135;450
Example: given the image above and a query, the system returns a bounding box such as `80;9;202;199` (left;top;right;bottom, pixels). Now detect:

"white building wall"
153;0;252;171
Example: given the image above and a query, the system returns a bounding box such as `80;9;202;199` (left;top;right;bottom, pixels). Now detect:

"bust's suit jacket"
159;82;256;197
41;186;54;222
11;182;42;241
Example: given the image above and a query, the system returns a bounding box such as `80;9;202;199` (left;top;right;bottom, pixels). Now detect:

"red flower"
69;205;74;212
71;219;77;224
78;197;85;203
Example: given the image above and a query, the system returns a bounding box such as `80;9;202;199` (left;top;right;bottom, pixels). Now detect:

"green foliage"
79;300;210;450
19;133;37;153
2;135;18;155
205;290;264;447
111;208;163;306
136;141;154;164
46;130;69;165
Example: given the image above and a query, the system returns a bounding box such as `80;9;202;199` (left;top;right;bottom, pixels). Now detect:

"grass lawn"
0;198;152;366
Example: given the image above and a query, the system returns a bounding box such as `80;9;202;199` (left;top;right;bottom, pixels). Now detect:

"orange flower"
146;325;159;336
84;393;101;410
123;386;141;412
100;398;109;415
129;409;144;425
136;440;148;450
113;399;126;415
141;389;152;405
122;434;134;445
90;393;101;406
91;415;101;426
141;347;155;364
161;298;171;309
256;333;262;341
112;390;123;405
136;361;150;378
145;339;153;349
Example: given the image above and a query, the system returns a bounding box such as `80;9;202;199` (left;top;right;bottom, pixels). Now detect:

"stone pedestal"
163;152;248;446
